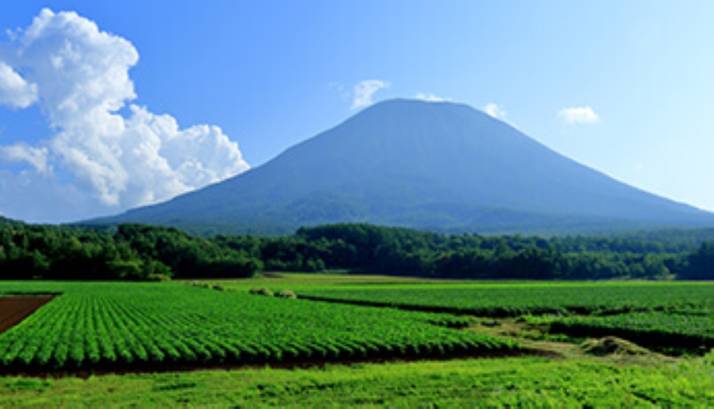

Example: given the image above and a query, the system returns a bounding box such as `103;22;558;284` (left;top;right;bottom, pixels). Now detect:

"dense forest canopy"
0;218;711;281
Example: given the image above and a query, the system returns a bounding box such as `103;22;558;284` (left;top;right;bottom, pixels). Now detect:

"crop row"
0;282;519;372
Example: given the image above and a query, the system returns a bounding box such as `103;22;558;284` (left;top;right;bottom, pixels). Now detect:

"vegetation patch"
580;337;651;356
0;282;521;374
249;288;274;297
296;281;714;356
299;282;714;318
547;312;714;354
275;290;297;299
2;357;713;407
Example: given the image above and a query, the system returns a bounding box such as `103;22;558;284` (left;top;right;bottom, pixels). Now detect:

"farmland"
0;282;517;373
1;275;714;407
545;312;714;352
295;279;714;353
298;281;714;316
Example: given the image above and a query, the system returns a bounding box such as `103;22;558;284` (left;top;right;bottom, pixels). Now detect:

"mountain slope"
89;99;714;234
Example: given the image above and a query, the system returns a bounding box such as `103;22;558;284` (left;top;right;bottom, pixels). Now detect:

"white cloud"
0;62;38;108
414;92;450;102
558;106;600;125
0;144;50;174
0;9;249;220
483;103;507;120
351;79;389;109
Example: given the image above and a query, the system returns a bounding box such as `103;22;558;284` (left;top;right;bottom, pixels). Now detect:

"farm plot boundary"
297;294;655;318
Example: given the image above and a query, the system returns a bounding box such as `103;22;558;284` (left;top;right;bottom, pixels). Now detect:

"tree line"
0;218;711;280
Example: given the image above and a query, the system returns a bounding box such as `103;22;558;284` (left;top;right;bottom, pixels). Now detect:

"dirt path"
468;317;678;364
468;319;581;358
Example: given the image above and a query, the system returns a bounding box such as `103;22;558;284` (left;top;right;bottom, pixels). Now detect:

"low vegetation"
547;312;714;353
1;274;714;406
0;282;517;373
299;281;714;317
2;357;713;408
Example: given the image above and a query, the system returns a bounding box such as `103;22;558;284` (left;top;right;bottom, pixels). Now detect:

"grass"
0;356;712;408
198;272;464;290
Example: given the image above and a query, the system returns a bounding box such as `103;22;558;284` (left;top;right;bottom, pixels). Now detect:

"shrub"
249;287;274;297
276;290;297;299
146;273;172;282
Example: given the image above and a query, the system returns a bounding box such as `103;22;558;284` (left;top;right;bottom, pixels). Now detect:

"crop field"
0;282;517;373
298;281;714;316
1;275;714;407
544;312;714;352
294;280;714;353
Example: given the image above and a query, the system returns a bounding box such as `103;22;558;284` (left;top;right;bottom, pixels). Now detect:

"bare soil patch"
0;295;55;334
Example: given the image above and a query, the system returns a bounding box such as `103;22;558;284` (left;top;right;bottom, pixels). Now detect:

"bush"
145;273;172;282
108;259;144;280
249;288;274;297
276;289;297;299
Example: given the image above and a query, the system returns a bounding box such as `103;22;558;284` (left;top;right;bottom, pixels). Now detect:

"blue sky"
0;1;713;222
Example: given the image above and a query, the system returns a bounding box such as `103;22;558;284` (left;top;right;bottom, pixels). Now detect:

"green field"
544;312;714;352
1;357;713;408
2;274;714;407
298;281;714;316
291;277;714;353
0;281;516;373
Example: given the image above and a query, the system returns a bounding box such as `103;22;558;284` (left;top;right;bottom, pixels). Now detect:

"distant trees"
0;222;261;280
0;219;710;281
293;224;694;280
679;242;714;280
115;224;261;278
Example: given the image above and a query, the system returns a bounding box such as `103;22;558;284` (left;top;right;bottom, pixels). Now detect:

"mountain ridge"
87;99;714;235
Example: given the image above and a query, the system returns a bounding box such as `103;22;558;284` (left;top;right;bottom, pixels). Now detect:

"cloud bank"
558;106;600;125
414;92;450;102
0;9;249;222
483;103;507;120
351;79;389;109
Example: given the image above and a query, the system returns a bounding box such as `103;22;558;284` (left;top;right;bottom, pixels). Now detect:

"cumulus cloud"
351;79;389;109
0;62;38;108
0;9;249;221
414;92;450;102
483;103;507;120
0;144;49;174
558;106;600;125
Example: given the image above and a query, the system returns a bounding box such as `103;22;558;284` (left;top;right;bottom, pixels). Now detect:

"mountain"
88;99;714;235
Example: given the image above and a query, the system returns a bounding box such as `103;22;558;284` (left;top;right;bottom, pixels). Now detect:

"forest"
0;217;711;281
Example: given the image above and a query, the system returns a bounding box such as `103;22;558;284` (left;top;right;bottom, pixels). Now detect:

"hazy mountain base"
98;203;690;237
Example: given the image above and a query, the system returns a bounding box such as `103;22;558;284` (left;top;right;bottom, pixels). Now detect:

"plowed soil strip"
0;295;55;334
